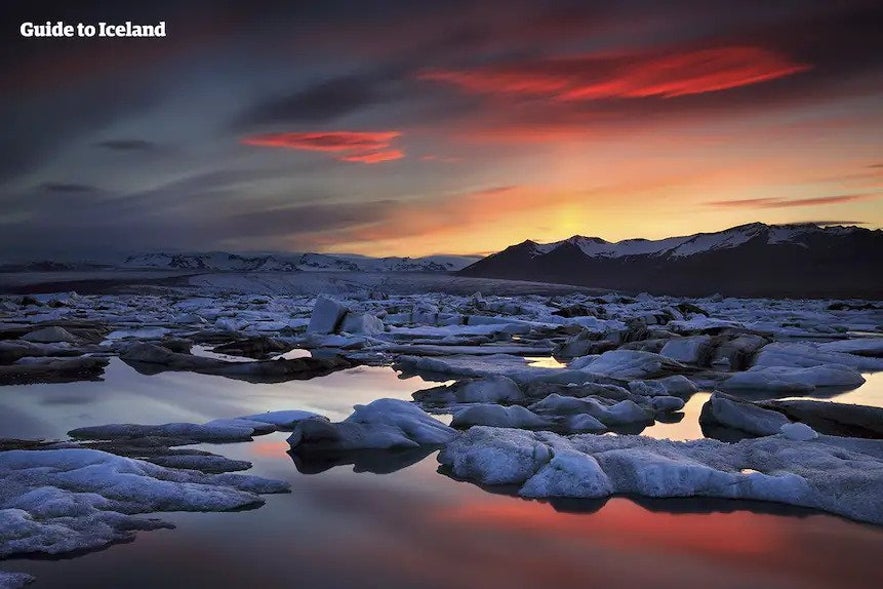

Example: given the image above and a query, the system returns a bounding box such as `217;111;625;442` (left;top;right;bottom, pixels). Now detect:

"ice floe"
0;570;34;589
287;398;457;450
0;448;288;560
722;364;865;392
439;427;883;524
752;342;883;371
570;350;688;379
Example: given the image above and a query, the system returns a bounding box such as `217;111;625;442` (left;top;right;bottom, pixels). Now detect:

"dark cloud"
219;200;398;239
95;139;158;151
41;182;99;193
706;194;880;208
239;74;391;126
787;220;867;226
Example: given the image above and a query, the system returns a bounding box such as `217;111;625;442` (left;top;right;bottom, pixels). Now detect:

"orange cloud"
338;149;405;163
419;46;810;101
241;131;404;163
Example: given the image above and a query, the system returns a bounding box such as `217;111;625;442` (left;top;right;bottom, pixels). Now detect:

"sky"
2;0;882;260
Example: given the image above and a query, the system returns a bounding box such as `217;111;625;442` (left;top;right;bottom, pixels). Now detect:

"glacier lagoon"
1;358;882;589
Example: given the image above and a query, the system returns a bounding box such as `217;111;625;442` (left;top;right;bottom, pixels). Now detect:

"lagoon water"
2;359;882;588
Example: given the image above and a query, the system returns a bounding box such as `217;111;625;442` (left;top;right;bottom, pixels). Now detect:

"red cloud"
337;149;405;163
241;131;404;163
419;46;810;101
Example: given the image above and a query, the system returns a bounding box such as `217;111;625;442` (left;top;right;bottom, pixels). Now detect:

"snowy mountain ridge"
460;222;881;298
120;251;480;272
526;222;866;260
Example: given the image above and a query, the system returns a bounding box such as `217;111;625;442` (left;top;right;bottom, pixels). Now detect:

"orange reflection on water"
436;497;781;558
249;439;290;457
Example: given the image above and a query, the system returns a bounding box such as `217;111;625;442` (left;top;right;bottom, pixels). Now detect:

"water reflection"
830;371;883;407
8;434;883;589
0;358;428;440
289;445;437;475
3;358;883;588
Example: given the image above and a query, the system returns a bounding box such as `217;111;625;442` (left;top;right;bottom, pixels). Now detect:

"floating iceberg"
439;427;883;524
287;398;457;450
0;448;288;561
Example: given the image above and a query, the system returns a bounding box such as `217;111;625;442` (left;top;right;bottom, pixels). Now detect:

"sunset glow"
3;0;882;258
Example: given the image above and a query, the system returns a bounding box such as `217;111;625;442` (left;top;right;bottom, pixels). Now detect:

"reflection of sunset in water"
436;498;781;556
7;363;883;589
526;356;567;369
14;432;883;589
249;439;290;457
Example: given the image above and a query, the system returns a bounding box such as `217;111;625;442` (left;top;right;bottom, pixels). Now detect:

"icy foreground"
1;279;882;581
439;427;883;525
0;448;289;560
0;570;33;589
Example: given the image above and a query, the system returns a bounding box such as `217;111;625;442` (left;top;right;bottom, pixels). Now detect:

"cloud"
219;200;398;240
239;74;392;126
241;131;404;163
337;150;405;164
95;139;158;151
41;182;99;193
706;193;880;208
787;220;867;226
419;46;810;101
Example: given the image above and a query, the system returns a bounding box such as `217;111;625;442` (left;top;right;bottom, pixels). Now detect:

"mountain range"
120;251;480;273
458;223;883;298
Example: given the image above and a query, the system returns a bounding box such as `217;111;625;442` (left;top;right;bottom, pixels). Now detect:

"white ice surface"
439;427;883;524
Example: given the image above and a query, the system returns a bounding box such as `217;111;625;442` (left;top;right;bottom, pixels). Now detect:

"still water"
1;360;882;588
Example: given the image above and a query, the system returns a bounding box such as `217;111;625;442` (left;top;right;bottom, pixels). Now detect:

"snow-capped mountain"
523;223;861;259
120;251;479;273
460;223;883;298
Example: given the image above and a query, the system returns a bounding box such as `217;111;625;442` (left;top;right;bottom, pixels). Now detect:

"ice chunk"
20;326;78;344
818;338;883;358
203;418;277;436
780;422;818;441
340;312;384;335
307;297;348;334
653;375;699;396
69;422;256;443
529;394;652;426
438;427;883;525
437;427;552;485
722;364;865;392
755;399;883;439
239;410;326;430
753;342;883;371
519;449;612;498
699;392;790;436
0;570;34;589
0;448;288;561
649;396;686;413
573;350;687;379
451;404;550;429
442;376;524;404
287;398;457;450
659;335;711;364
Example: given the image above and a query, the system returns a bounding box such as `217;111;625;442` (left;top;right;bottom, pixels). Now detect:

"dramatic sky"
3;0;882;260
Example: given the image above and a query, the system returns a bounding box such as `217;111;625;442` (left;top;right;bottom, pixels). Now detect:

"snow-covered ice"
439;427;883;524
0;448;289;559
287;398;458;450
722;364;866;392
